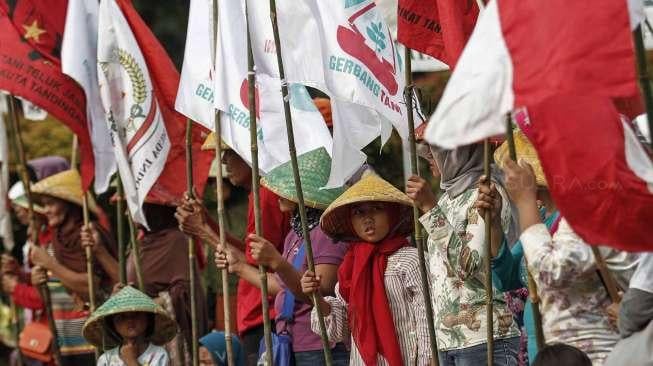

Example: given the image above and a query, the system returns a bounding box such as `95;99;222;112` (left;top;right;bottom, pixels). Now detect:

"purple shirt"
274;226;349;352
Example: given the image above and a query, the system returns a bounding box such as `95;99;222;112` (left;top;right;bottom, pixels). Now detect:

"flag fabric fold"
213;0;332;174
425;0;652;250
396;0;478;67
0;0;95;190
62;0;117;193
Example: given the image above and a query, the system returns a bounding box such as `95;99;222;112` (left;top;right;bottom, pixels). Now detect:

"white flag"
97;0;170;227
214;0;332;174
175;0;216;130
62;0;117;193
0;94;13;250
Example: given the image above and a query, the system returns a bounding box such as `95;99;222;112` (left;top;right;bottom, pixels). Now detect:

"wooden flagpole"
633;25;653;150
185;120;200;366
211;1;235;364
504;115;545;351
6;96;62;366
115;177;127;285
244;8;274;365
483;139;494;366
268;1;333;364
404;47;440;365
126;209;144;292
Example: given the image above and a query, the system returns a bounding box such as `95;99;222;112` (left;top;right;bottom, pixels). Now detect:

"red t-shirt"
237;186;291;334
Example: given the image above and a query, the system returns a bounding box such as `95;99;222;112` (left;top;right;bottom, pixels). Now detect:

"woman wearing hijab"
28;169;117;364
407;143;521;365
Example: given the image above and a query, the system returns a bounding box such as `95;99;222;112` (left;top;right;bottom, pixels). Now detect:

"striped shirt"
310;247;432;365
46;246;95;356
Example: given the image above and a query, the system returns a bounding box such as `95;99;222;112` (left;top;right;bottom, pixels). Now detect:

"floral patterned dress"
521;218;640;365
419;187;520;351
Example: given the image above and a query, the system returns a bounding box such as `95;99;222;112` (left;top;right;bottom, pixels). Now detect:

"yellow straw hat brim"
202;132;232;151
320;173;414;240
31;170;100;215
495;130;547;187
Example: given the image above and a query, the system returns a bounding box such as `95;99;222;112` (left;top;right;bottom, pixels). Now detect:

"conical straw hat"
495;130;547;187
202;132;232;151
82;286;176;348
31;170;99;215
320;173;414;240
261;148;345;210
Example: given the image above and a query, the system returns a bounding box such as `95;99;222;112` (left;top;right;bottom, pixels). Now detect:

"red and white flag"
425;0;653;250
396;0;478;67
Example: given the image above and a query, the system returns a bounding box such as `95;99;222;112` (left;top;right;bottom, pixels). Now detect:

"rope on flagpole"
504;114;545;352
633;25;653;150
245;7;274;365
268;1;334;364
7;95;62;366
403;47;440;366
483;139;494;366
116;176;127;285
185;119;200;366
211;1;235;364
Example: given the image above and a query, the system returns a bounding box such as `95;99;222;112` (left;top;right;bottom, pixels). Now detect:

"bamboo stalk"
70;135;79;173
211;1;235;364
126;210;144;292
7;96;62;366
185;120;200;366
81;193;100;360
268;1;333;364
591;247;622;303
483;139;494;366
404;47;440;366
633;25;653;150
116;177;127;285
504;114;545;351
244;10;274;365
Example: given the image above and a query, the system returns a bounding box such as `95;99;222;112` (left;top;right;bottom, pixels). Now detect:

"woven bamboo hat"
320;173;414;240
31;170;99;215
202;132;232;151
8;182;46;214
261;147;345;210
495;130;547;187
82;286;176;348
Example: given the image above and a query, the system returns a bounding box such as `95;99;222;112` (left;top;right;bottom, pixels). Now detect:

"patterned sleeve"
403;249;433;365
310;286;349;343
521;219;596;289
419;188;512;283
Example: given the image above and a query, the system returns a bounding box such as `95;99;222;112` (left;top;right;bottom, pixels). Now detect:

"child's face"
350;202;391;243
199;346;217;365
112;312;149;340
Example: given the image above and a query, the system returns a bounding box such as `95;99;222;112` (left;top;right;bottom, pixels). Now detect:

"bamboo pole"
6;96;62;366
116;177;127;285
185;120;200;366
403;47;440;365
482;139;494;366
244;10;274;365
268;1;333;363
633;25;653;150
126;209;144;292
504;115;545;352
211;2;235;363
591;247;622;303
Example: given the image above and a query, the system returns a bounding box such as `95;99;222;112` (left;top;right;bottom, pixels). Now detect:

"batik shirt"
521;218;639;365
420;187;520;351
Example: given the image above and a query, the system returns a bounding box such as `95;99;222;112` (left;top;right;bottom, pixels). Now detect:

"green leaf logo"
366;21;386;53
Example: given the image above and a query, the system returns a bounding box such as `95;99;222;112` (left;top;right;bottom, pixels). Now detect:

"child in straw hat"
83;286;176;366
300;173;432;366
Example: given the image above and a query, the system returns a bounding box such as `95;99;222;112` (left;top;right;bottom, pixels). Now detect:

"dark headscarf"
432;144;487;199
289;207;322;238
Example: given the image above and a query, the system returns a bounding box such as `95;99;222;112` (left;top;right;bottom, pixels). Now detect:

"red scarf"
338;235;407;366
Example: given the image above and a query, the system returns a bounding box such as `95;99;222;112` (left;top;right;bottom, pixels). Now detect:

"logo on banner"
336;1;399;95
